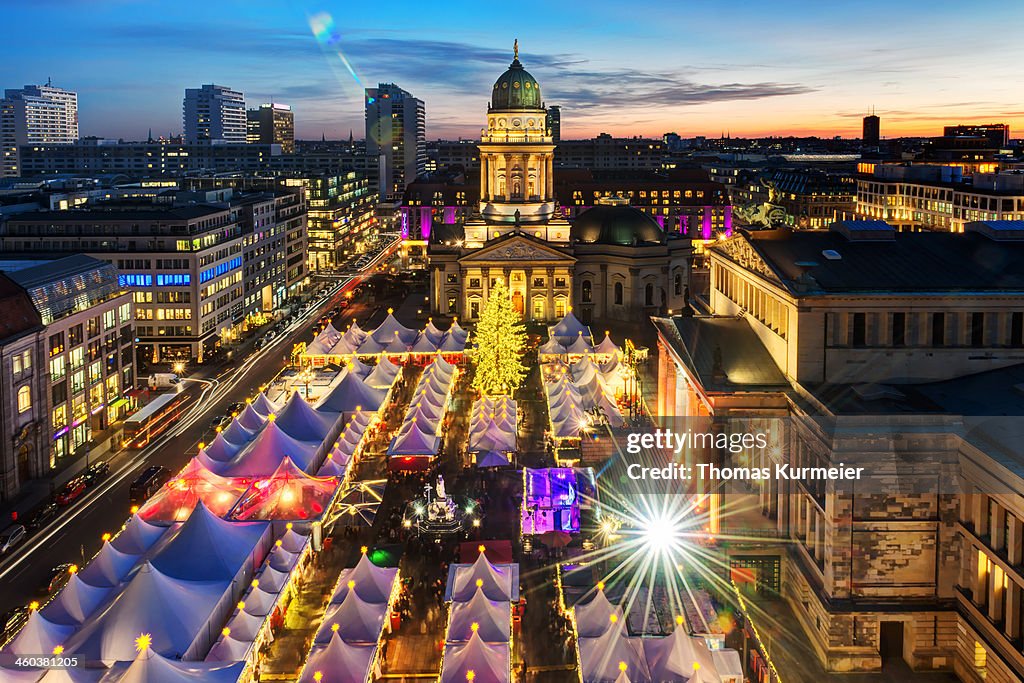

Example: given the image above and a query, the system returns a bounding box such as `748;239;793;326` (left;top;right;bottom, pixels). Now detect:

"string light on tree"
472;278;527;397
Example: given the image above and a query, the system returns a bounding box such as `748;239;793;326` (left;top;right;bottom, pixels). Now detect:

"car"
39;563;75;595
226;401;245;415
54;476;87;506
0;524;26;554
83;461;110;487
130;465;171;505
25;502;58;532
209;415;230;430
0;605;29;643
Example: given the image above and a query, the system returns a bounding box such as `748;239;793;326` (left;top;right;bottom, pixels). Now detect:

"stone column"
525;269;533;321
657;342;669;417
480;155;488;201
664;362;676;417
504;155;512;201
546;267;555;321
546;155;554;197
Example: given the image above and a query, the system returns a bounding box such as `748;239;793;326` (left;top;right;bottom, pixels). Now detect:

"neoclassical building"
428;45;690;324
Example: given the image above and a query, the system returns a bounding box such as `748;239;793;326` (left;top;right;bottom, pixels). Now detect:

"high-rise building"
183;84;246;143
246;103;294;153
365;83;425;201
943;123;1010;148
1;82;79;177
546;105;561;143
862;113;880;148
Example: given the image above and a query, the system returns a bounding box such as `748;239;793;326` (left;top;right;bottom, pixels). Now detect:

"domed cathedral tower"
464;40;571;247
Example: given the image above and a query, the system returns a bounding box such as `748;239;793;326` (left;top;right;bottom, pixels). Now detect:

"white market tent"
109;645;246;683
3;610;76;656
577;619;650;683
40;575;112;626
210;420;322;477
275;390;340;442
447;587;511;643
574;589;624;638
315;590;388;645
78;541;138;588
298;631;378;683
315;371;387;414
447;553;517;603
330;553;400;605
440;631;510;683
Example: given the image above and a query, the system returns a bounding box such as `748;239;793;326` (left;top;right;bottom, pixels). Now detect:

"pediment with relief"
459;235;576;264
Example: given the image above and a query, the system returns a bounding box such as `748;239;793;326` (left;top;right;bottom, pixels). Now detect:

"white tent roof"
574;590;623;639
383;333;411;354
4;610;76;656
315;590;387;645
41;574;112;626
330;553;399;605
235;403;266;432
299;632;377;683
317;452;351;478
364;358;400;389
240;585;279;617
388;421;440;456
594;332;621;356
315;372;387;414
79;541;139;587
250;392;281;417
344;321;368;345
65;562;227;662
275;390;339;441
220;418;256;446
450;553;514;602
440;631;510;683
198;432;245;463
422;320;446;343
643;630;740;683
447;587;511;643
539;338;567;355
578;621;649;683
254;565;290;593
347;356;372;377
438;332;468;352
411;332;438;353
549;311;590;341
566;334;594;355
223;607;264;641
205;633;254;663
111;515;167;555
115;646;246;683
151;502;268;581
371;312;417;345
214;421;320;476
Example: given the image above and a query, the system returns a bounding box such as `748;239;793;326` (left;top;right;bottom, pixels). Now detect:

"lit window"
17;385;31;413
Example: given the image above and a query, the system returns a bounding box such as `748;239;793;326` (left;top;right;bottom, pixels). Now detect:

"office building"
653;220;1024;679
546;105;561;143
944;123;1010;149
862;113;880;148
765;168;856;229
1;188;307;363
856;163;1024;232
183;84;246;143
1;83;79;178
365;83;426;201
0;255;134;499
246;103;294;153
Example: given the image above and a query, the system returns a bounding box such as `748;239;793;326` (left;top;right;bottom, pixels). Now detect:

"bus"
123;392;191;448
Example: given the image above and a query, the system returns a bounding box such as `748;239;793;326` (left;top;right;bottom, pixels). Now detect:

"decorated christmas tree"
472;278;527;396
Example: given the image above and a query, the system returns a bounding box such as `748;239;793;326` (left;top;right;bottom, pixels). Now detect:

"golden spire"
513;38;519;60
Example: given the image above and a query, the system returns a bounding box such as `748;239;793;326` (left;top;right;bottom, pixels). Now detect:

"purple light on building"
680;214;689;235
400;207;410;240
724;205;733;236
656;215;665;230
420;207;432;239
443;206;456;225
702;206;713;240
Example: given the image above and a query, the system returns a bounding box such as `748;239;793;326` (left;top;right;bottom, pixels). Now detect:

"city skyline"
3;0;1023;141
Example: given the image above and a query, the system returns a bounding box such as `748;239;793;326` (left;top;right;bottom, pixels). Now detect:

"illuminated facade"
654;220;1024;678
246;103;295;153
428;45;692;324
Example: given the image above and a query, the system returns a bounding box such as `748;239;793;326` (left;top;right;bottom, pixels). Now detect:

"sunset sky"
4;0;1023;141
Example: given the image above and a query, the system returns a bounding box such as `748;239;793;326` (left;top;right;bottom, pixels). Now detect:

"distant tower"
365;83;426;201
546;105;561;143
863;110;880;148
183;84;246;143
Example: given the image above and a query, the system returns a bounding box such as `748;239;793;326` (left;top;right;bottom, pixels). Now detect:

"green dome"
491;57;542;110
571;204;665;246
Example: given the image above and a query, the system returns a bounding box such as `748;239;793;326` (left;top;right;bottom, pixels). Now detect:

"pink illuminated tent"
235;403;267;432
138;459;249;523
250;392;281;417
449;553;515;602
230;457;338;521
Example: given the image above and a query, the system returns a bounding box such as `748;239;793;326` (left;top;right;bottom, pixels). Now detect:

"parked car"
39;563;75;595
209;415;230;430
226;401;245;415
54;476;87;506
130;465;170;505
83;461;110;487
0;605;29;643
25;502;58;532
